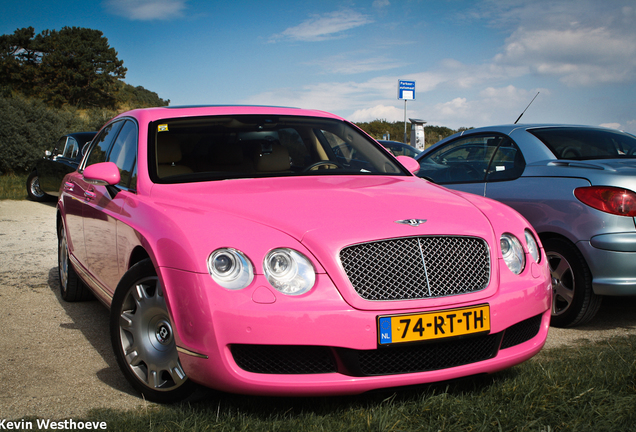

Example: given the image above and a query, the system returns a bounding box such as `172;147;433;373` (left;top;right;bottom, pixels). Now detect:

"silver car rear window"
529;127;636;160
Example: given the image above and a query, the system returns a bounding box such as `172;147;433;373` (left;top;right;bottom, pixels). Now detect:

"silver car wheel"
547;251;575;317
27;171;48;202
117;276;187;391
30;176;45;198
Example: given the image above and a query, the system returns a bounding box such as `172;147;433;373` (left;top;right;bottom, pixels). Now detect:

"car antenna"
514;92;539;124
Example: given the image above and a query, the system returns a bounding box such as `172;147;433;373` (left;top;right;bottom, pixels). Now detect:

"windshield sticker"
158;124;169;132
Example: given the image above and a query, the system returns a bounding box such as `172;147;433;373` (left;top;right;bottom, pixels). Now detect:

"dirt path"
1;199;635;420
0;200;145;420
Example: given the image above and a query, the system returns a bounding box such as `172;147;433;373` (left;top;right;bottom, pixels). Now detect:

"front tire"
26;170;49;202
110;259;196;403
544;238;601;327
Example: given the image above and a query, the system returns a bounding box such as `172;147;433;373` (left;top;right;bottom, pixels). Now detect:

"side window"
418;135;499;184
84;121;125;169
62;137;79;159
485;140;525;182
53;137;68;157
107;120;138;189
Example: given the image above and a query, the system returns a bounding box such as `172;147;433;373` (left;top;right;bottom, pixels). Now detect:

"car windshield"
529;127;636;160
149;115;406;183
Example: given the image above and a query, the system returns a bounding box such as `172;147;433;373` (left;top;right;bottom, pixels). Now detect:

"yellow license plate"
378;304;490;345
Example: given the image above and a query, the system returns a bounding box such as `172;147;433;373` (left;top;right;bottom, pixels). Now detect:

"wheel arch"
128;246;151;271
538;231;576;249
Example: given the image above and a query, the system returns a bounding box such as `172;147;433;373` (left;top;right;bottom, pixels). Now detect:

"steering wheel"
303;161;343;172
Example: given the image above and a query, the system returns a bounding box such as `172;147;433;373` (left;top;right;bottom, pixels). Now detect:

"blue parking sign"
398;80;415;100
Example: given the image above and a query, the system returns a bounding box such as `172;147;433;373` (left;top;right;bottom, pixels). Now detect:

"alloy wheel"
117;276;187;391
547;251;575;316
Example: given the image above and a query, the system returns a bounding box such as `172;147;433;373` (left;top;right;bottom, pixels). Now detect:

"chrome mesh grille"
340;236;490;301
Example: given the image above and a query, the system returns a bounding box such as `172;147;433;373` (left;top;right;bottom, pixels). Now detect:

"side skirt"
69;254;114;308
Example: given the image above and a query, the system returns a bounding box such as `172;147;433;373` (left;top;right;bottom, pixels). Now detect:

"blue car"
416;124;636;327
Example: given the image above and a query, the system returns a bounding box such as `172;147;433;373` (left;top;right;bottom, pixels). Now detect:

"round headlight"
264;248;315;295
500;233;525;275
525;230;541;263
207;248;254;290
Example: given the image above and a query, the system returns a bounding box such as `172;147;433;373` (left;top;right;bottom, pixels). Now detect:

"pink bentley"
56;106;551;402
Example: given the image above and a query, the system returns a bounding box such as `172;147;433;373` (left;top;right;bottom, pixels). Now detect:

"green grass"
0;173;28;200
25;335;636;432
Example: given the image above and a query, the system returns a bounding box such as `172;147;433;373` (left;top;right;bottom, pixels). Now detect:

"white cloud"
349;105;403;122
272;10;373;42
600;123;621;130
495;26;636;86
103;0;187;21
420;86;550;129
435;97;471;118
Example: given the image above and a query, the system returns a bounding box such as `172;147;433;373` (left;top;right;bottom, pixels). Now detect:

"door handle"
84;190;96;200
64;181;74;192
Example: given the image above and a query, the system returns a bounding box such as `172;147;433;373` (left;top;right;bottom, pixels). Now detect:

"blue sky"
2;0;636;133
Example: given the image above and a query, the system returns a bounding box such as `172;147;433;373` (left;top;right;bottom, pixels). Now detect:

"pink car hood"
151;175;496;259
150;175;499;311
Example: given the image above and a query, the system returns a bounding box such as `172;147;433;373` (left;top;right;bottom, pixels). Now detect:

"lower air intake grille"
500;314;543;350
340;236;490;301
340;333;501;376
231;345;337;374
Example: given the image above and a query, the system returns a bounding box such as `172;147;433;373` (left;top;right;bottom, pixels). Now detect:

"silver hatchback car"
416;124;636;327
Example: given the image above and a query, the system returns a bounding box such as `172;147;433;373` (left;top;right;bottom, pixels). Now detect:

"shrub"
0;96;86;174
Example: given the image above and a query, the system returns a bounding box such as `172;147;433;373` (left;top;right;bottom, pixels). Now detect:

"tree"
35;27;127;108
0;27;127;108
0;27;40;96
116;83;170;108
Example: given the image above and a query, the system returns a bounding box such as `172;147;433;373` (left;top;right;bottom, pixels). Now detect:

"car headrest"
256;144;291;172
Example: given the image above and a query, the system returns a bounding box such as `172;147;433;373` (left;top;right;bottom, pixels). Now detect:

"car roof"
451;124;627;136
113;105;345;123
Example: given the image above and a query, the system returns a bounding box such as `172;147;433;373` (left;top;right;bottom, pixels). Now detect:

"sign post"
398;80;415;143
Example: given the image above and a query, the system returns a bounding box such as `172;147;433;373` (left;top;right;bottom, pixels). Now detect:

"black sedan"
27;132;96;201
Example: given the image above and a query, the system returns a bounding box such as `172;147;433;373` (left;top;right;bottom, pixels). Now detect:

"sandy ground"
1;199;635;421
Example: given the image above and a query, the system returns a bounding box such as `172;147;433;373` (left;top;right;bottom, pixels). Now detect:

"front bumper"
160;266;551;396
